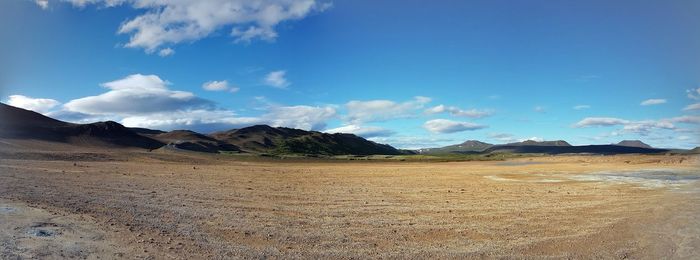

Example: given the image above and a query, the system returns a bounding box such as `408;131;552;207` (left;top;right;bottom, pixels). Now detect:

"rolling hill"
419;138;669;155
616;140;652;149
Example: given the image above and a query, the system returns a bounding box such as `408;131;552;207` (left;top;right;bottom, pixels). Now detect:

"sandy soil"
1;151;698;259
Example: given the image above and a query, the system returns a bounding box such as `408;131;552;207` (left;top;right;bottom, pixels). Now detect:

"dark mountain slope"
211;125;401;155
153;130;240;153
0;103;163;149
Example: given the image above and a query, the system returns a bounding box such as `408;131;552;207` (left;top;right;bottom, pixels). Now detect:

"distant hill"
505;140;571;146
419;140;493;154
152;130;241;153
616;140;652;149
483;144;668;155
0;103;163;149
210;125;402;155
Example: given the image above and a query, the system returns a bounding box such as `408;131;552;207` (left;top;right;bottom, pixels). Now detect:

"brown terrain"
1;148;699;259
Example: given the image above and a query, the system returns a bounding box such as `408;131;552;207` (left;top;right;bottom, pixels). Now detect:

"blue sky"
1;0;699;148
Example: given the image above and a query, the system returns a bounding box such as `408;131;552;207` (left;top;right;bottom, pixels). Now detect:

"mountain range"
1;102;696;156
0;103;401;155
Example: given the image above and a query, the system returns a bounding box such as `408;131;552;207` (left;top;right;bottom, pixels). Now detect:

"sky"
1;0;699;149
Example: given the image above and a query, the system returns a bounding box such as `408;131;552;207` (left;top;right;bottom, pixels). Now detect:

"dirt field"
1;151;699;259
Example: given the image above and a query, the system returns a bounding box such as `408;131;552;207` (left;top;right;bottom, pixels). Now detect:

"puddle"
570;169;700;189
495;161;544;166
28;229;56;237
0;206;17;213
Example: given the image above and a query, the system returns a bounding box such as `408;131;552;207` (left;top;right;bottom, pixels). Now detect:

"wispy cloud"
573;105;590;110
684;103;700;111
425;105;493;118
202;80;231;91
34;0;48;9
158;48;175;57
264;70;290;89
640;98;666;106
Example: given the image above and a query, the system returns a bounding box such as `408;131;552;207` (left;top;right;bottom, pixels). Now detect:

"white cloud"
264;70;290;89
346;96;431;124
121;109;261;132
488;133;517;143
202;80;230;91
53;0;330;54
521;137;544;142
158;48;175;57
35;0;49;9
668;115;700;124
423;119;486;134
63;74;211;116
573;105;591;110
6;95;60;113
487;133;545;143
369;136;456;150
325;124;394;138
640;99;666;106
533;106;546;113
574;117;629;127
425;104;493;118
263;105;335;130
687;87;700;100
683;103;700;111
574;117;676;135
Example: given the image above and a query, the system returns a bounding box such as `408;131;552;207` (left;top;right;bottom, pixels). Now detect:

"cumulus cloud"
573;105;590;110
6;95;60;113
425;105;493;118
640;99;666;106
63;74;211;115
346;96;431;124
264;70;290;89
423;119;486;134
262;105;335;130
325;124;394;138
202;80;230;91
683;103;700;111
51;0;330;54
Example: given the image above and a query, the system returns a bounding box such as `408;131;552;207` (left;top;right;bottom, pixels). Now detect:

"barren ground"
1;150;699;259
